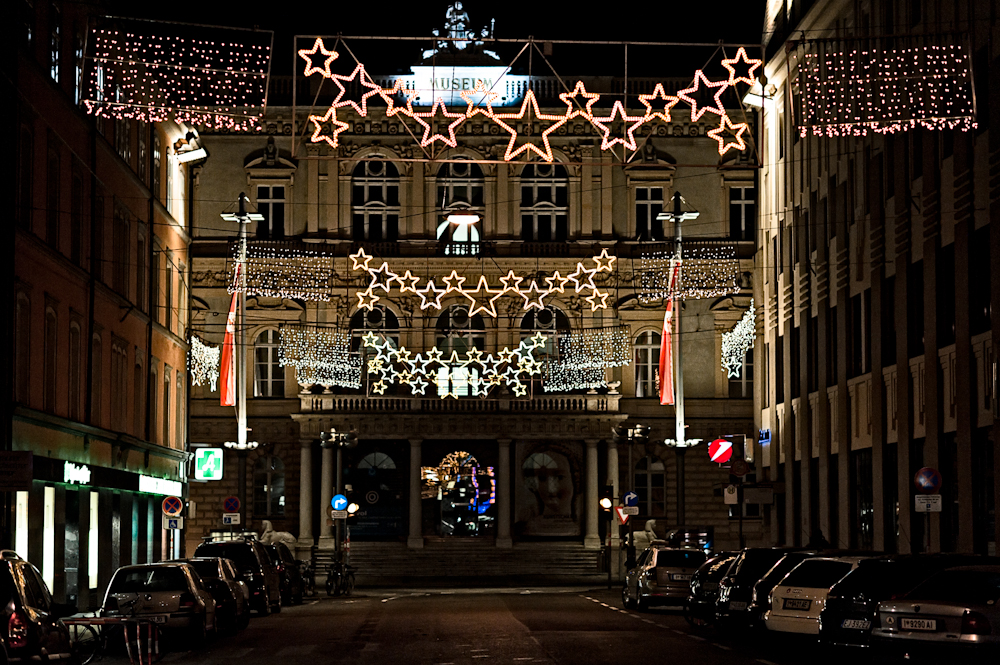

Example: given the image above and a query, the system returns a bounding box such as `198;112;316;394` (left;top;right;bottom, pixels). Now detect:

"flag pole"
236;193;248;527
672;192;684;458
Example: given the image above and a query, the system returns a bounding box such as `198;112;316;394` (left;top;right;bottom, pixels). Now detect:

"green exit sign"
195;448;224;481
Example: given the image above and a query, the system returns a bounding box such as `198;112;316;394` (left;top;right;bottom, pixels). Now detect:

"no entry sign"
708;439;733;465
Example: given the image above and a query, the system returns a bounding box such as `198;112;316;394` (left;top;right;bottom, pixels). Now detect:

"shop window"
253;455;285;516
520;163;568;242
634;331;661;398
253;330;284;398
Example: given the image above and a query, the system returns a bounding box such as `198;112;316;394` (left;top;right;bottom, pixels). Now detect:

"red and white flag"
219;265;240;407
658;262;681;406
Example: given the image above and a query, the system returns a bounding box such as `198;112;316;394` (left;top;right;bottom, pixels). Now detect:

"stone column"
584;439;601;548
408;439;424;549
606;437;621;579
298;439;314;552
318;445;334;546
496;439;512;548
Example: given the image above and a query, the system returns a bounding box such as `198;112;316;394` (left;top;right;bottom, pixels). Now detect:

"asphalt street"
96;587;852;665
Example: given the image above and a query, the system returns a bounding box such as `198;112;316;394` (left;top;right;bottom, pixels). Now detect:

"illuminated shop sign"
139;475;184;496
63;461;91;485
400;66;528;107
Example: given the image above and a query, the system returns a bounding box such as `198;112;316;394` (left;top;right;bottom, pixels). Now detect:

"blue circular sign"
331;494;348;510
914;467;942;494
623;491;639;507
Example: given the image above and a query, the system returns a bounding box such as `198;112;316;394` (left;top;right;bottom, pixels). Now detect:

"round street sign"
365;491;379;504
331;494;348;511
913;467;942;494
223;496;241;513
623;491;639;507
708;439;733;465
730;459;751;477
162;495;184;517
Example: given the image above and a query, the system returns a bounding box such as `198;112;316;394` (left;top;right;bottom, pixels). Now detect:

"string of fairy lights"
189;335;221;391
541;324;631;392
278;324;361;389
795;42;976;136
301;38;760;157
228;241;335;302
639;243;741;303
721;299;755;378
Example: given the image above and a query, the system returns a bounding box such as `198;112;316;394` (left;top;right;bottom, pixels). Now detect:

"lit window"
49;3;60;82
350;306;399;393
437;160;484;255
436;305;485;397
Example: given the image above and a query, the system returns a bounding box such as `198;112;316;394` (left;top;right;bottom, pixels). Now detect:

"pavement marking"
671;629;684;634
222;648;255;659
756;660;780;665
307;600;320;605
688;634;706;641
716;645;732;651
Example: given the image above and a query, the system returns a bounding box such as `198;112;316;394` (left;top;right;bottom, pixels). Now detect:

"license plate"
841;619;871;630
728;601;747;611
148;616;167;624
672;574;692;581
782;598;812;611
900;618;936;631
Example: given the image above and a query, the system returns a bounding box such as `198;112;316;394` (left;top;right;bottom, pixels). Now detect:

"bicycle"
66;595;161;665
298;559;317;597
325;560;356;597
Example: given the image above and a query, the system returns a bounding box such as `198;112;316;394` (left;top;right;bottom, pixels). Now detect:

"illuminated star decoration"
638;83;681;124
721;47;763;86
707;115;750;155
331;63;382;117
379;79;420;117
362;334;547;399
558;81;602;120
721;299;756;378
590;101;646;152
411;97;467;148
494;90;570;162
308;106;350;148
677;70;730;122
348;250;616;315
298;37;339;78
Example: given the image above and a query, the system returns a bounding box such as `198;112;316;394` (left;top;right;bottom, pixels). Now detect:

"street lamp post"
223;439;259;529
320;428;358;563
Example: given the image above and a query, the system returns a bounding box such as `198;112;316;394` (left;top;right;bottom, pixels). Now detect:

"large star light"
677;70;730;122
298;38;338;78
308;106;350;148
590;101;646;152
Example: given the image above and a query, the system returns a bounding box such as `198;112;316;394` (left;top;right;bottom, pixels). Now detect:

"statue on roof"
423;2;499;63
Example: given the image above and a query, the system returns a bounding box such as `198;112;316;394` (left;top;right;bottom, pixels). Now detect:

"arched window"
350;306;400;393
352;159;400;242
15;293;31;403
520;163;568;242
253;455;285;516
358;452;396;469
133;358;143;436
436;160;484;255
519;306;569;359
436;305;485;397
44;307;57;412
162;366;171;446
634;456;665;515
148;364;158;443
634;330;661;398
254;330;284;398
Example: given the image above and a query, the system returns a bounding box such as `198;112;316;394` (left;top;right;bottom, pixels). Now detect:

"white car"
764;557;868;634
103;562;217;642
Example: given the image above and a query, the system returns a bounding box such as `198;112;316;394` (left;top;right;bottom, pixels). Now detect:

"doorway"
424;451;496;537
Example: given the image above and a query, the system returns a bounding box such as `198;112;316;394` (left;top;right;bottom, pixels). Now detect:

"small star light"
558;81;602;119
721;47;762;86
308;106;350;148
677;70;730;122
590;101;646;152
189;336;221;391
494;90;570;162
331;64;382;117
721;300;756;378
298;37;338;78
411;98;467;148
708;115;750;155
638;83;681;123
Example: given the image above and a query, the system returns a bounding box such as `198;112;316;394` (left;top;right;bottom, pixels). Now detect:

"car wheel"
188;618;207;645
636;594;648;612
258;593;271;617
684;601;709;628
271;593;282;613
238;607;251;630
621;586;633;609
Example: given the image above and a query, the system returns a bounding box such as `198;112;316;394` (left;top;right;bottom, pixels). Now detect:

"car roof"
114;562;191;572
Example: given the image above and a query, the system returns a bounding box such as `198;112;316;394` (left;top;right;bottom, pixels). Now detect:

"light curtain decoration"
82;19;272;130
300;38;760;156
279;324;361;389
541;324;631;393
189;336;221;391
228;241;335;301
362;332;547;399
639;242;741;303
793;39;976;136
721;299;756;378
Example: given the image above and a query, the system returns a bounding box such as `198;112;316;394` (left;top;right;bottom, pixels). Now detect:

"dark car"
747;550;822;627
716;547;802;626
623;545;707;610
685;551;738;627
262;543;303;606
820;553;1000;649
193;538;281;615
0;551;76;663
176;557;250;633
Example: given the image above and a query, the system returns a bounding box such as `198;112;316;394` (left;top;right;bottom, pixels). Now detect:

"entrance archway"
422;451;496;537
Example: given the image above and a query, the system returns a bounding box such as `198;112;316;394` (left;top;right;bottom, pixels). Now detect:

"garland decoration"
721;299;755;378
279;324;361;389
189;336;221;391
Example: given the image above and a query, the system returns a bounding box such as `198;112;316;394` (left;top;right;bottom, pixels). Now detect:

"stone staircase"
339;539;606;587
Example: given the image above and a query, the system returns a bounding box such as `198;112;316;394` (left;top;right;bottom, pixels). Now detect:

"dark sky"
109;1;765;77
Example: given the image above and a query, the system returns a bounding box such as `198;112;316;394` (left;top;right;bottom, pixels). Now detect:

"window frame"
634;455;666;516
634;185;664;240
253;455;285;517
253;329;285;398
255;183;286;239
520;163;569;242
352;159;400;242
634;330;661;398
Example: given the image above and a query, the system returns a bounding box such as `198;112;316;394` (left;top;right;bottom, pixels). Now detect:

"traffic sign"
730;459;751;477
162;516;184;530
223;496;241;513
194;448;224;481
914;495;942;513
331;494;348;511
366;491;379;504
622;491;638;507
162;495;184;517
613;506;630;525
222;513;241;525
331;510;348;519
622;506;639;516
913;467;942;494
709;439;734;465
724;484;739;505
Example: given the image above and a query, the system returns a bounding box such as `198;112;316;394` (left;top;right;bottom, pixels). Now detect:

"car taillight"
276;564;284;574
961;611;992;636
8;611;29;648
179;593;198;609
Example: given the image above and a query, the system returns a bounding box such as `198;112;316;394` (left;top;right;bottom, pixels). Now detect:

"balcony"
299;393;620;414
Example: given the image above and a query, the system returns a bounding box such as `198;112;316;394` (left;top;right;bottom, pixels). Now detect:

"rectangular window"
46;146;60;248
43;486;55;589
729;186;755;241
152;135;161;201
18;128;33;229
136;230;146;311
49;3;59;82
70;173;82;264
635;186;664;240
165;153;172;215
728;350;754;398
15;491;29;560
68;323;80;420
88;491;98;588
91;335;102;425
162;367;171;446
164;250;174;332
256;185;286;238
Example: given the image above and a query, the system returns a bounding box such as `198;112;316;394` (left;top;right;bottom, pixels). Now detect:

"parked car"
262;542;303;606
820;554;1000;649
102;562;216;642
622;544;707;610
685;551;738;627
872;565;1000;663
747;551;821;628
193;537;281;615
716;547;801;626
764;556;868;635
176;557;250;633
0;551;76;664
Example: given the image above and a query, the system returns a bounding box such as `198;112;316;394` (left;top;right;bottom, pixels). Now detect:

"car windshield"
110;567;188;593
195;544;258;573
781;560;853;589
757;554;811;590
906;570;1000;604
189;560;220;580
655;550;706;568
734;550;790;583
